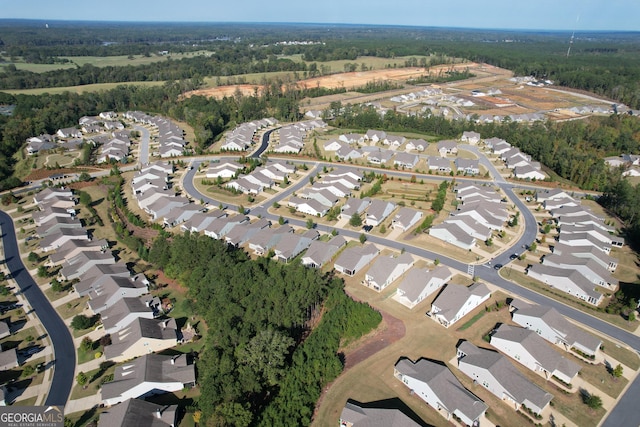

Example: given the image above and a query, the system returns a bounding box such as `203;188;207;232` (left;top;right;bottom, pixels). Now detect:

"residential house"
526;264;603;306
535;188;574;204
323;139;345;152
339;400;422;427
0;348;19;371
35;216;83;238
98;398;177;427
444;216;492;241
427;156;452;173
542;253;618;290
203;215;249;240
365;199;396;226
59;251;116;281
454;202;508;231
334;243;380;276
510;300;602;357
430;283;491;328
101;353;195;405
437;140;458;156
391;207;423;232
337;145;364;161
461;131;481;144
47;239;109;266
163;204;205;228
32;206;74;227
367;148;394;165
301;236;346;268
394;358;487;426
288;197;330;217
455;158;480;175
224;218;271;247
103;318;180;363
393;152;419;169
514;164;546;180
146;197;190;221
363;253;414;291
429;222;476;250
273;234;313;263
490;140;512;155
405;139;427;152
395;265;452;309
551;243;618;272
490;324;580;385
246;225;293;255
364;129;387;143
340;197;371;221
56;127;82;139
456;341;553;415
0;321;10;340
74;265;132;296
101;297;157;335
33;188;75;206
40;228;89;252
83;273;149;314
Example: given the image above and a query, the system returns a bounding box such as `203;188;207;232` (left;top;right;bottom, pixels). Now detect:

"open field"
2;80;165;96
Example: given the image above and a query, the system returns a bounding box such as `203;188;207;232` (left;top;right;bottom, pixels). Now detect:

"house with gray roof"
146;197;190;221
340;197;371;221
203;215;249;240
40;228;89;252
101;353;195;405
427;156;452;173
391;207;423;232
365;199;396;226
98;398;177;427
551;243;618;272
224;218;271;247
163;204;205;228
181;209;227;234
35;215;83;238
526;264;603;306
84;273;149;314
461;131;481;144
339;400;422;427
273;234;313;263
430;283;491;328
456;341;553;415
455;184;502;204
301;236;346;268
542;253;618;290
74;265;131;294
510;300;602;357
396;265;452;309
454;201;508;231
334;243;380;276
0;320;10;340
455;158;480;175
437;140;458;156
247;225;293;255
287;197;330;217
444;215;492;241
364;252;414;292
393;152;419;169
429;222;475;251
0;348;19;371
101;297;156;335
364;129;387;143
32;206;75;227
59;250;115;281
405;139;427;152
103;318;180;363
48;238;109;266
394;358;487;426
490;324;580;385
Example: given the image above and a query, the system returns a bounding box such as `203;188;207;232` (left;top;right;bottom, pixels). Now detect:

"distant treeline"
1;22;640;107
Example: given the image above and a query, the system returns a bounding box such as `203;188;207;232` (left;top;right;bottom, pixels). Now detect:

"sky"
2;0;639;31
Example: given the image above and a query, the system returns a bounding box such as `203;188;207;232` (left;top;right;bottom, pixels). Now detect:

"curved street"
0;210;75;406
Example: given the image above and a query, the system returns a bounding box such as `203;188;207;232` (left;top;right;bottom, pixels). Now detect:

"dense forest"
147;232;382;426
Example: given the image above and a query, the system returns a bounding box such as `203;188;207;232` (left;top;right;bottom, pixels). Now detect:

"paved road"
0;210;75;406
135;125;151;165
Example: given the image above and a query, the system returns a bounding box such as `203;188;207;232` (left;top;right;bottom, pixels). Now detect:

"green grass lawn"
70;363;115;400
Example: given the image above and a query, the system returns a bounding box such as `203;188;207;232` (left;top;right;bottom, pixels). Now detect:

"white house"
430;283;490;328
395;265;452;309
394;358;487;426
363;253;414;291
334;243;380;276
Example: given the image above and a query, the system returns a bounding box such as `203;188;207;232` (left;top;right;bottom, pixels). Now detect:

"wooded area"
147;232;382;425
